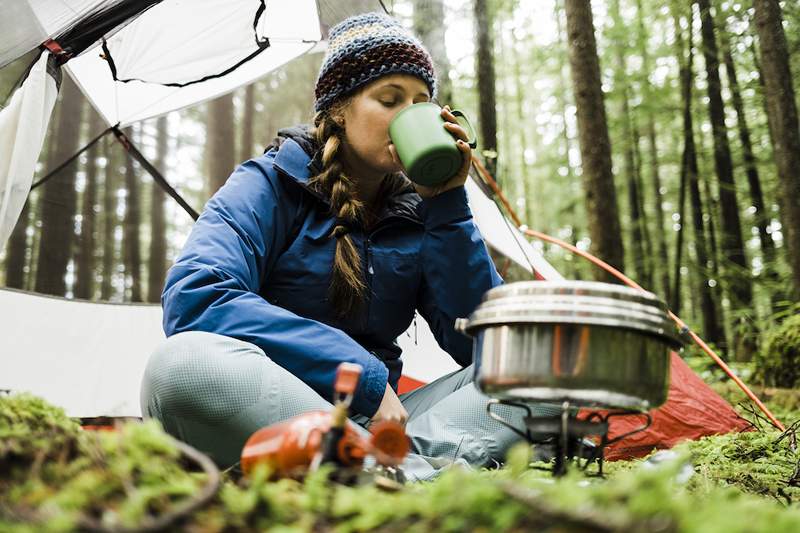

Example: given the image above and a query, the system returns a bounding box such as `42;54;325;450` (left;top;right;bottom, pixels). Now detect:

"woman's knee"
141;331;269;423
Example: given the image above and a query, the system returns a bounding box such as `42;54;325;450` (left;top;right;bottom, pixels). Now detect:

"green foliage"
754;314;800;388
5;393;800;532
682;430;800;502
0;393;208;531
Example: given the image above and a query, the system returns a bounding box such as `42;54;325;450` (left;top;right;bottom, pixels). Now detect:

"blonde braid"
310;110;367;316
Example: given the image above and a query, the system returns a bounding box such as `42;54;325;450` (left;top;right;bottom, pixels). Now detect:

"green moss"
4;393;800;532
755;314;800;388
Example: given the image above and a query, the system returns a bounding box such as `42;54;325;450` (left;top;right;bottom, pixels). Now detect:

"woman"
141;12;557;480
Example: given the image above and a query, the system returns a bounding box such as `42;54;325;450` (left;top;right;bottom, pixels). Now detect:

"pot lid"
461;281;683;347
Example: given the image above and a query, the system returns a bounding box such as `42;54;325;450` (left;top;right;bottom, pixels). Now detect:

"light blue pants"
140;331;560;481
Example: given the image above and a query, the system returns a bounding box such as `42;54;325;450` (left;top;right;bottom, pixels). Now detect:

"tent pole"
111;126;199;221
31;127;112;190
469;155;786;432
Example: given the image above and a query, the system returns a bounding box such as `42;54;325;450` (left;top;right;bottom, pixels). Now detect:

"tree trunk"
148;116;169;303
100;137;117;300
510;29;534;229
696;0;752;311
672;5;723;344
122;126;142;302
74;110;103;300
240;84;255;162
672;141;688;315
753;0;800;300
720;25;779;309
34;77;84;296
4;200;30;289
413;0;454;106
609;0;652;289
635;0;670;299
474;0;499;179
206;93;236;197
564;0;625;278
555;0;582;279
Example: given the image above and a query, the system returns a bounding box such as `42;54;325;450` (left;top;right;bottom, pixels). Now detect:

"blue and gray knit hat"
314;12;437;113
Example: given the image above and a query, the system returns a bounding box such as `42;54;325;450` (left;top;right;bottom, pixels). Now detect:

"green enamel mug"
388;102;478;186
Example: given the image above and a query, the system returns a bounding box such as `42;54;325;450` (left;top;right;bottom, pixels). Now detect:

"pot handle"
454;318;470;336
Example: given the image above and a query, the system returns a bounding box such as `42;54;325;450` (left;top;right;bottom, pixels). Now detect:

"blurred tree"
413;0;453;105
100;136;118;300
147;116;169;303
240;85;255;162
609;0;651;288
696;0;752;312
635;0;670;299
753;0;800;302
672;3;722;344
474;0;499;179
564;0;625;278
34;76;84;296
3;200;30;289
122;126;142;302
73;109;103;300
719;18;778;311
206;93;236;197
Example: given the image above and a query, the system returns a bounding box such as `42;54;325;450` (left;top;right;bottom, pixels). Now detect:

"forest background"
1;0;799;379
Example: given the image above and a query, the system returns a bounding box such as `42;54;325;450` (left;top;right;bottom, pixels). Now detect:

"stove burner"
487;399;652;476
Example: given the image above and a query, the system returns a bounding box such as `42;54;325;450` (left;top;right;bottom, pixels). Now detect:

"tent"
0;0;750;460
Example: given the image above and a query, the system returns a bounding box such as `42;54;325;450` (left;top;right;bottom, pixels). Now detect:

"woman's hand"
389;105;473;199
370;383;408;428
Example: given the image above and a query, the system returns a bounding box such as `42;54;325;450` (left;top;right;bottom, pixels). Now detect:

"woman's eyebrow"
380;83;429;99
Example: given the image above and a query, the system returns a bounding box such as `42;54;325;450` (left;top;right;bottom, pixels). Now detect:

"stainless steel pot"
455;281;683;411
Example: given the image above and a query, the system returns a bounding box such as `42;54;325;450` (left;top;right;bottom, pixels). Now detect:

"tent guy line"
28;123;200;220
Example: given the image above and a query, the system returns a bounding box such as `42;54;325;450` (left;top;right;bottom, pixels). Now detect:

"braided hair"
309;104;410;317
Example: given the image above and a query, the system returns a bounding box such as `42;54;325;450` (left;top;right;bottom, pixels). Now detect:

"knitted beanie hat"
314;12;437;113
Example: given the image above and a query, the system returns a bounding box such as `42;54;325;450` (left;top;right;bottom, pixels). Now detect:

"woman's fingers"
441;107;469;142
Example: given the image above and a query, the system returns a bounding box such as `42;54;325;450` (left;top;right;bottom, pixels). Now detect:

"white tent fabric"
0;0;100;68
0;179;561;417
0;0;321;247
0;52;58;245
67;0;320;127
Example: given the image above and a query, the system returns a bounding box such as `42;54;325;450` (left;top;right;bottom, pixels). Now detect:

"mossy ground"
2;391;800;532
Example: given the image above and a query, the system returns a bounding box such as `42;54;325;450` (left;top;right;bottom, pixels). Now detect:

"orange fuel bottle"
240;363;409;478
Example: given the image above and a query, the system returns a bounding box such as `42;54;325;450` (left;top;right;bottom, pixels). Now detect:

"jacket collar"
270;137;422;225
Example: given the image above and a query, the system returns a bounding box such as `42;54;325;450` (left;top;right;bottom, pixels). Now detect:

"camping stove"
487;399;652;477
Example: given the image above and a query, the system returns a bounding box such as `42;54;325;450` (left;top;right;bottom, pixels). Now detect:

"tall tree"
148;116;169;303
719;21;778;308
753;0;800;300
635;0;670;299
673;6;723;344
122;126;142;302
609;0;651;288
474;0;499;179
696;0;752;311
74;110;103;299
510;27;534;229
4;201;30;289
100;138;118;300
240;85;255;162
564;0;625;277
34;77;85;296
206;93;236;196
413;0;453;106
554;0;584;279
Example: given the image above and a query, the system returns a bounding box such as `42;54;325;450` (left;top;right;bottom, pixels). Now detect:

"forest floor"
2;377;800;533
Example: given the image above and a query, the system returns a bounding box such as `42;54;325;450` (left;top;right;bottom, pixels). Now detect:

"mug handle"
451;110;478;149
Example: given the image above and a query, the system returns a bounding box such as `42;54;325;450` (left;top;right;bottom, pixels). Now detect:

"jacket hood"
265;124;422;224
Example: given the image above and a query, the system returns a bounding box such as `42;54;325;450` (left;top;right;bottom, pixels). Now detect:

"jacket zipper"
364;236;373;329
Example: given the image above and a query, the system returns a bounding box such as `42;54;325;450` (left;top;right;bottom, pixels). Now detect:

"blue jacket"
162;127;502;417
